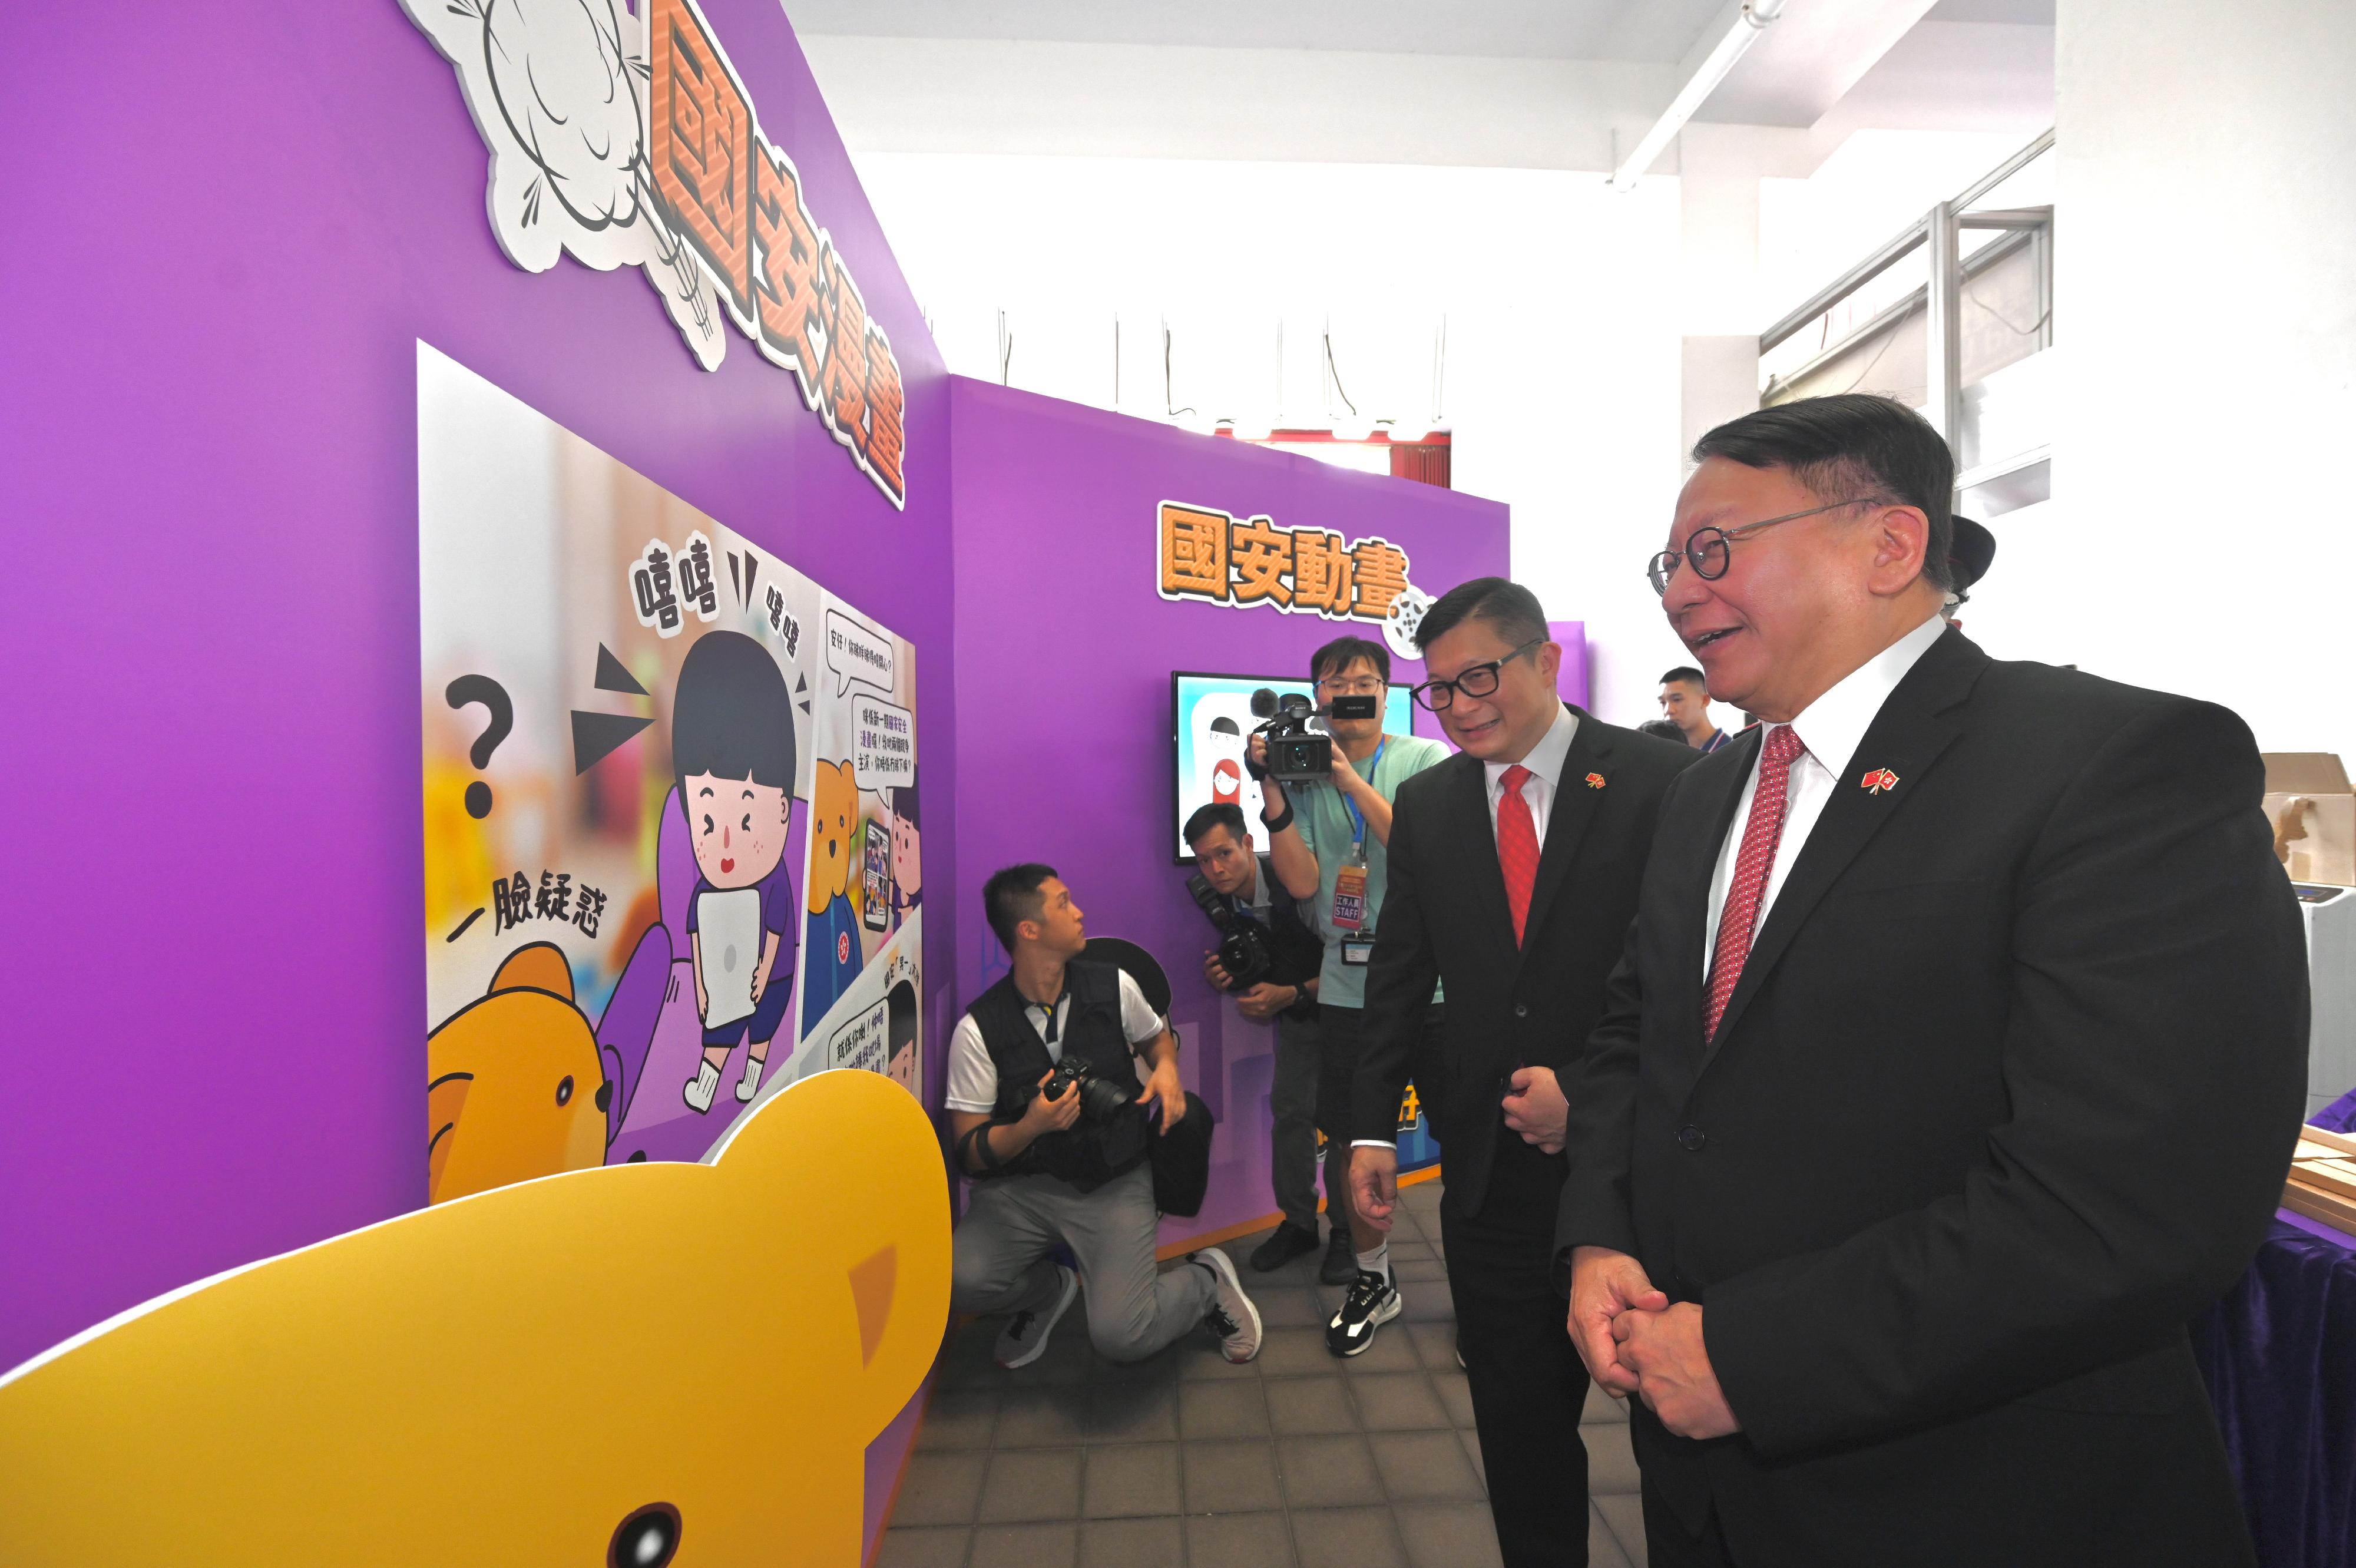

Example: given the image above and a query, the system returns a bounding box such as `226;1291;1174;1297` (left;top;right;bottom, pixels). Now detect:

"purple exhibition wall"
946;381;1512;1249
4;2;956;1553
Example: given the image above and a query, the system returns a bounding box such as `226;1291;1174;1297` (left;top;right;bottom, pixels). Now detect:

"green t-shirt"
1290;732;1451;1008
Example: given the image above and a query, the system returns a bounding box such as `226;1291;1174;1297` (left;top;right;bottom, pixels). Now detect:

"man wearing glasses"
1348;578;1697;1567
1557;394;2304;1567
1255;635;1451;1307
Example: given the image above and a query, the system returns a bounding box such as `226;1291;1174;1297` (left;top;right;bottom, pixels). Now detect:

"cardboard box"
2264;753;2355;886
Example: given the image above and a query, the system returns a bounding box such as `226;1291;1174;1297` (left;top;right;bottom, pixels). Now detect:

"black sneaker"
1191;1246;1263;1363
1250;1221;1320;1272
1318;1225;1358;1286
1325;1269;1401;1357
994;1264;1080;1369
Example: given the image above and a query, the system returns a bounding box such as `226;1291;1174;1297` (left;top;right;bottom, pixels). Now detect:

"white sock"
1355;1243;1391;1283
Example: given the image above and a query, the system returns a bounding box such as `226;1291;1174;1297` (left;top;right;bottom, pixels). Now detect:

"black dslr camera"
1034;1056;1134;1123
1186;872;1275;989
1249;688;1379;783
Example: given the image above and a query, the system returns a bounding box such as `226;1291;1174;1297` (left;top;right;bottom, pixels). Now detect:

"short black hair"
1691;393;1954;592
1310;634;1389;686
672;631;798;823
1637;719;1686;742
983;863;1057;952
894;767;919;830
887;979;918;1054
1659;666;1706;688
1414;577;1548;653
1183;802;1248;850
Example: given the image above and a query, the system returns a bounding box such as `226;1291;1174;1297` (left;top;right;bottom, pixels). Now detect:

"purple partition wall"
3;4;955;1547
947;381;1511;1249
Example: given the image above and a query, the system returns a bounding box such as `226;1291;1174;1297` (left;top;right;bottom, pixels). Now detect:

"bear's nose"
608;1502;680;1567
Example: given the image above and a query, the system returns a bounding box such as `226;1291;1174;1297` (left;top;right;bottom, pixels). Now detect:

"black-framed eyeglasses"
1411;638;1543;711
1646;497;1889;597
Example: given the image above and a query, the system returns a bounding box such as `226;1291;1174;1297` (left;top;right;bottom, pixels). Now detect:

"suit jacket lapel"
1703;631;1987;1059
1515;706;1605;966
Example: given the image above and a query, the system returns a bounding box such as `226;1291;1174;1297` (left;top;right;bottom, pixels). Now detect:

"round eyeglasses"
1646;497;1888;597
1411;638;1543;711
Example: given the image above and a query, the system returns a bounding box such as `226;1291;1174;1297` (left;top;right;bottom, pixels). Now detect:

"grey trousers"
1269;1009;1325;1230
951;1162;1216;1363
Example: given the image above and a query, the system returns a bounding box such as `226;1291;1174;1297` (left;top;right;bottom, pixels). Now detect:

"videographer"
945;864;1263;1369
1182;802;1327;1272
1253;635;1450;1350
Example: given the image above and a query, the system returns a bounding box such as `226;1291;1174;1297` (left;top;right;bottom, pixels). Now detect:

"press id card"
1341;937;1375;967
1331;861;1368;931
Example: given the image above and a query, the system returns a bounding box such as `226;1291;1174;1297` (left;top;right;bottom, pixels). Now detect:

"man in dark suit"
1557;393;2308;1566
1351;578;1698;1567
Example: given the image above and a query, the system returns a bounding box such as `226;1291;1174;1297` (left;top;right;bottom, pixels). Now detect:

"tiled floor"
881;1177;1648;1568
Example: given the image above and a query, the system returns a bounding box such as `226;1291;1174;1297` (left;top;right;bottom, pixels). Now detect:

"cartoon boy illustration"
800;757;862;1038
886;775;920;934
672;631;798;1113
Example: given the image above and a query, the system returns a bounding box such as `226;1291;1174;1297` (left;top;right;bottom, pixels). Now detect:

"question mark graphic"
445;676;513;821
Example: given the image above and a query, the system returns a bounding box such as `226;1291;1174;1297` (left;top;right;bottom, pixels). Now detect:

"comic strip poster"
418;343;922;1206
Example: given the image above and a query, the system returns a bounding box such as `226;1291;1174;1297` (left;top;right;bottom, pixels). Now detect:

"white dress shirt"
1702;613;1949;975
1483;703;1581;848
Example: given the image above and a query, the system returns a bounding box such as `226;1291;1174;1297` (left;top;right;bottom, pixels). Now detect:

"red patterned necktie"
1704;725;1807;1039
1497;764;1539;946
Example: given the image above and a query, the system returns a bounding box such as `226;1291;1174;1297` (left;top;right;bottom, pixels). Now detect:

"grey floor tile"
1290;1504;1411;1568
971;1520;1079;1568
876;1524;971;1568
1180;1378;1272;1439
1078;1514;1185;1568
1276;1433;1385;1509
918;1388;1000;1450
1266;1375;1360;1435
998;1326;1093;1388
1431;1369;1477;1429
895;1450;990;1526
1083;1379;1178;1443
1458;1428;1487;1493
1256;1287;1329;1328
1594;1490;1650;1568
1089;1343;1180;1387
1397;1286;1457;1324
1333;1324;1423;1375
997;1386;1087;1447
1589;1504;1636;1568
978;1447;1084;1523
1387;1240;1437;1264
1369;1430;1486;1502
1081;1440;1182;1519
1177;1336;1264;1380
1585;1418;1643;1496
1394;1500;1505;1568
1258;1324;1339;1377
1403;1322;1462;1373
1183;1438;1286;1514
1392;1258;1451;1285
1583;1379;1631;1423
1349;1372;1452;1431
1184;1510;1299;1568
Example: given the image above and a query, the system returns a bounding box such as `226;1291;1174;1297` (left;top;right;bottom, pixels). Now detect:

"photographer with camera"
945;864;1263;1369
1182;802;1327;1271
1253;636;1450;1348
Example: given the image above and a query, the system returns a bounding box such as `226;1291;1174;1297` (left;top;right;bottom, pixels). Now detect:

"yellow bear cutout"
808;756;857;915
0;1068;949;1567
428;940;607;1205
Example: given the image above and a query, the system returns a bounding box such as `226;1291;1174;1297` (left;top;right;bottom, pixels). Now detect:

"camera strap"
1337;737;1387;847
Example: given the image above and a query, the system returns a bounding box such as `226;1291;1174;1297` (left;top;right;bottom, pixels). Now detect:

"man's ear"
1866;504;1933;595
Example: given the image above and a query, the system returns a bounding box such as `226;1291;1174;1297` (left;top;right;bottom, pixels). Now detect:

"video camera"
1186;872;1275;989
1249;688;1379;783
1028;1055;1134;1124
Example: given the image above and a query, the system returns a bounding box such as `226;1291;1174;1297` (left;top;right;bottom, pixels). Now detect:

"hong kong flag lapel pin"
1861;767;1900;795
1584;772;1606;789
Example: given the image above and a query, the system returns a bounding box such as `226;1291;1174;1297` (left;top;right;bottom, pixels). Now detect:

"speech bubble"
829;995;891;1074
852;695;916;792
825;608;895;698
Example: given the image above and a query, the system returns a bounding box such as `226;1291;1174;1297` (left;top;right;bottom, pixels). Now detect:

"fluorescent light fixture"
1609;0;1787;191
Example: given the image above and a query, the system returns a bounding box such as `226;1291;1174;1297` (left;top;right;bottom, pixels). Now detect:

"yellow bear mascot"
0;1068;948;1566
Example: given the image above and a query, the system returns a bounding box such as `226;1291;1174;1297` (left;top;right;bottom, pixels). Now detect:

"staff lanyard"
1339;738;1386;847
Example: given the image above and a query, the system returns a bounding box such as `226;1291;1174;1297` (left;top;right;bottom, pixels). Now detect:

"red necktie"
1704;725;1806;1040
1497;764;1539;946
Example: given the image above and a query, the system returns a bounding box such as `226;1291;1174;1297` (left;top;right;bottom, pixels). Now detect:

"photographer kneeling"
947;864;1263;1368
1183;803;1329;1272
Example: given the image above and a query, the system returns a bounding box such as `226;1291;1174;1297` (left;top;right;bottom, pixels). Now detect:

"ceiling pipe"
1608;0;1788;192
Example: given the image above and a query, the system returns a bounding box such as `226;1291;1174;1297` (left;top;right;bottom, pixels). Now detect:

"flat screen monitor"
1171;670;1417;863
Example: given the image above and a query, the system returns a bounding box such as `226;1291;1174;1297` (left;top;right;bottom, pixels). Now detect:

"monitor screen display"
1171;670;1417;863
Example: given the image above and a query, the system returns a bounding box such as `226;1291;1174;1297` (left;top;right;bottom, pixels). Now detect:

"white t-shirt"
944;969;1167;1114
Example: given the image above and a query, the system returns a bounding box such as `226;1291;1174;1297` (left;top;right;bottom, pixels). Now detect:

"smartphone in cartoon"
861;819;892;935
801;758;861;1038
673;631;798;1113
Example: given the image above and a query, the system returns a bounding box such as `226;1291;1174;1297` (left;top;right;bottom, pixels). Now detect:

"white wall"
2054;0;2356;753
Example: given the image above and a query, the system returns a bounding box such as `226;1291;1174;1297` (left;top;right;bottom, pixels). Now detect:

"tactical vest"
971;960;1150;1191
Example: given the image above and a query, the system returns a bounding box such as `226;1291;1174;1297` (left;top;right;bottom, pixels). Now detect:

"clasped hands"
1567;1246;1739;1440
